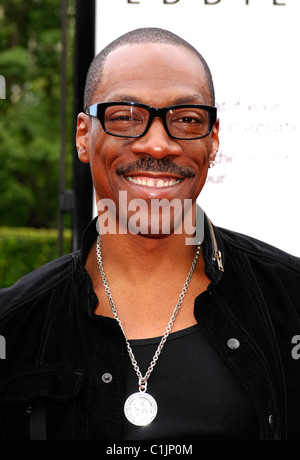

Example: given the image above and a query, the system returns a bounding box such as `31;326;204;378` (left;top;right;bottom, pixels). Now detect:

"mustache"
116;157;195;178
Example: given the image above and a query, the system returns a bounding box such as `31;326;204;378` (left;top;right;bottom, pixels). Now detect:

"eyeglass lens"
104;105;211;139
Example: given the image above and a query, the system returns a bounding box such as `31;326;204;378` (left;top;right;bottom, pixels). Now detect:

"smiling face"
76;43;219;237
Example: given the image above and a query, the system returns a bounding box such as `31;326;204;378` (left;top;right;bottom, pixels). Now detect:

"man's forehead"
96;43;210;104
103;42;204;71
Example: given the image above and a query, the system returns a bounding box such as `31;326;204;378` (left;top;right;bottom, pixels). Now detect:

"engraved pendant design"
124;392;158;426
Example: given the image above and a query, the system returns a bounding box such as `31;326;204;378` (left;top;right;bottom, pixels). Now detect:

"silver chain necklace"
96;234;201;426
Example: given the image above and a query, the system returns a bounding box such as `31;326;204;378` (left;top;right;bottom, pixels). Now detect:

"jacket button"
102;373;113;384
227;338;240;349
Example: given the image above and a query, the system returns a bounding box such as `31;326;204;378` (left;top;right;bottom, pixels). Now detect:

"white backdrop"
94;0;300;256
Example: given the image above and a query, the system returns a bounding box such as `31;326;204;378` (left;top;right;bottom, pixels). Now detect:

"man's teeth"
126;176;181;188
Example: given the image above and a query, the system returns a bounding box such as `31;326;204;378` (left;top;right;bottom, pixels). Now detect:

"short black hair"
83;27;215;110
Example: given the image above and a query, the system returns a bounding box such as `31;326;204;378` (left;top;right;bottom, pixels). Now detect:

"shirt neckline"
129;323;201;347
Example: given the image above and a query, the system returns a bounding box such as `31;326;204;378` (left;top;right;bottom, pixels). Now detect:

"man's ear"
209;118;220;163
76;113;90;163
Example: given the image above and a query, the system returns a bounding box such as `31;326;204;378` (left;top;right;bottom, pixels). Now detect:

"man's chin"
96;190;197;239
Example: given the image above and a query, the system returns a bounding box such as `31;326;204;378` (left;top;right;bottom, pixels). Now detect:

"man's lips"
116;157;195;190
126;175;182;188
116;157;196;179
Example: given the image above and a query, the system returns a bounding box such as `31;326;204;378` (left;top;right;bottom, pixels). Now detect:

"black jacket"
0;217;299;440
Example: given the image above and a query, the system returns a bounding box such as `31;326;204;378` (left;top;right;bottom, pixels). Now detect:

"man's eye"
174;116;204;125
171;111;205;125
108;112;143;123
178;116;201;124
110;113;134;121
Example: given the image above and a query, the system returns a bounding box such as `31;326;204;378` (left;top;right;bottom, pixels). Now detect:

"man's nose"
131;118;181;159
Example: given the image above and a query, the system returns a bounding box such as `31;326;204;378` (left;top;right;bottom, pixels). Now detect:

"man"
0;27;299;441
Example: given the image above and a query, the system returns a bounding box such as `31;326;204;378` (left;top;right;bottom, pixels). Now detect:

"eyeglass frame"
85;101;217;140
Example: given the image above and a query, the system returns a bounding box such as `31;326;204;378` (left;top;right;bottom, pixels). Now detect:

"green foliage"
0;0;75;228
0;226;72;288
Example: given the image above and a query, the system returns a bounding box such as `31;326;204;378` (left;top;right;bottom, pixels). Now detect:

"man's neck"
98;231;198;279
85;230;210;340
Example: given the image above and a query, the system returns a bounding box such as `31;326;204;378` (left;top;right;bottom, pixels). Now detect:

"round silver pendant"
124;392;158;426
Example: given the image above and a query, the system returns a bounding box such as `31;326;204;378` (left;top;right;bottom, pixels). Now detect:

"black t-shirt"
123;324;259;440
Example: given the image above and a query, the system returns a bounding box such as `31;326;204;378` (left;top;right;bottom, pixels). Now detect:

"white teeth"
127;176;180;188
147;179;155;187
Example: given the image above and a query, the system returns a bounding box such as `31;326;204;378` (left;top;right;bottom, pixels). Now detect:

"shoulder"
215;225;300;273
0;251;80;319
213;226;300;320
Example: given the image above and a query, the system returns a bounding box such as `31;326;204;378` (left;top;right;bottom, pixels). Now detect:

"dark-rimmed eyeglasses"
85;102;217;140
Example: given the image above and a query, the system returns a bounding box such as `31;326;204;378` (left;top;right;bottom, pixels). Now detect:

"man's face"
77;43;219;236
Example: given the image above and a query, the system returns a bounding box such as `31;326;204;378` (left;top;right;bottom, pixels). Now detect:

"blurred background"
0;0;79;288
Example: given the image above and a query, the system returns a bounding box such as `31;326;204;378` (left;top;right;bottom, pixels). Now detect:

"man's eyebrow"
172;95;206;105
107;94;207;105
108;95;140;103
